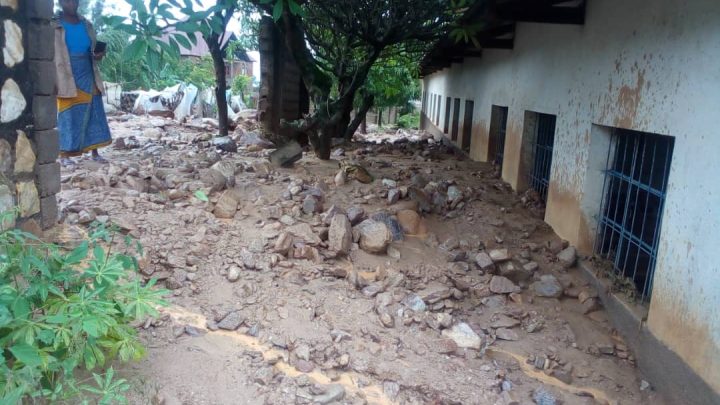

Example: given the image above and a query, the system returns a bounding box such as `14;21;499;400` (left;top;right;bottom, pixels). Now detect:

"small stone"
578;288;599;303
532;387;558;405
402;294;427;312
302;195;322;214
523;261;539;272
321;205;344;225
640;380;651;391
212;136;238;153
213;192;238;218
312;384;345;404
383;381;400;400
210;160;237;187
582;297;602;314
436;338;459;354
491;314;521;328
387;245;401;259
16;181;40;218
217;311;244;330
334;170;346;186
437;313;453;329
253;367;274;386
287;223;321;245
496;328;520;341
294;344;311;361
489;249;511;262
328;214;352;255
338;354;350;367
274;232;293;255
557;246;577;268
475;252;495;270
396;209;421;234
227;266;241;282
531;275;563;298
357;220;391;254
482;295;507;308
441;322;483;350
379;313;394;328
418;283;452;304
490;276;521;294
387;188;400;204
346;206;365;225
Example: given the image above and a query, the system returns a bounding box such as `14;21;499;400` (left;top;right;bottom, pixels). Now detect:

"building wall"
0;0;59;231
421;0;720;394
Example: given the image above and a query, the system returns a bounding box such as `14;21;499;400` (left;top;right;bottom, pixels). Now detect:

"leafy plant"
0;212;168;403
397;112;420;129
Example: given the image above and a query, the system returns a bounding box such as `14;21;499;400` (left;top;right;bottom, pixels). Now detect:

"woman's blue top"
61;20;92;54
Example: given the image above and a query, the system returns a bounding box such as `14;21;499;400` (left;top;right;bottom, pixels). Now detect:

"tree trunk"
360;117;367;134
377;109;383;127
209;43;229;137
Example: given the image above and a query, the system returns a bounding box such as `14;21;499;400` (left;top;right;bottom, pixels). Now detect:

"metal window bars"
594;129;674;301
529;113;556;203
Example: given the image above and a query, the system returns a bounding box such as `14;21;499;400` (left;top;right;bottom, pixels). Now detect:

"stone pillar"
0;0;59;231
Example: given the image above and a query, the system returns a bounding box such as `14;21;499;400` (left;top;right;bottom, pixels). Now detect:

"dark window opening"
451;98;461;141
443;97;451;134
595;129;674;301
462;100;474;151
529;113;556;203
490;106;509;167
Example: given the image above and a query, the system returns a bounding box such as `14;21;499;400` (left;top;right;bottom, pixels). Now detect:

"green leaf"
174;33;192;50
9;343;43;367
66;241;88;265
0;304;11;327
122;39;148;61
272;0;284;21
287;0;304;16
194;190;209;202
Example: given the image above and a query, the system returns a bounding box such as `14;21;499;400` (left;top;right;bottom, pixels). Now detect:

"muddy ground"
51;114;667;405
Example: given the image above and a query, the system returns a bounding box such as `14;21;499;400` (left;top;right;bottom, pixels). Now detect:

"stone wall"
0;0;59;231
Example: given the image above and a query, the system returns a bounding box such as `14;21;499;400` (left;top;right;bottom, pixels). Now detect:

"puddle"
163;306;394;405
487;348;616;405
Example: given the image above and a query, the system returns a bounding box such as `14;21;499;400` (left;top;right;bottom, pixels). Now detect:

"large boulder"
356;220;392;254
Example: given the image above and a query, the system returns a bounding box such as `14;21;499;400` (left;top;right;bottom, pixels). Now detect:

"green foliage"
397;112;420;129
232;74;253;104
365;55;421;110
0;213;168;403
177;56;217;89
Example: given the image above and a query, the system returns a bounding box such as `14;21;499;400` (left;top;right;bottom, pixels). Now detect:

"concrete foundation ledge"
578;261;720;405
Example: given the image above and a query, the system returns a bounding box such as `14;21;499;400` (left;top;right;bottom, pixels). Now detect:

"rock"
496;328;520;341
251;160;272;177
294;344;311;361
490;276;521;294
287;223;321;245
408;186;432;212
302;195;322;214
582;297;602;314
481;295;507;308
210;160;237;187
489;249;511;262
14;131;35;174
312;384;345;404
328;214;352;255
0;184;14;229
532;387;558;405
523;261;539;272
474;252;495;271
346;206;365;225
295;359;314;373
447;185;463;205
382;178;397;188
387;245;401;259
227;266;241;282
437;313;453;329
334;170;346;186
491;314;520;328
212;136;238;153
418;283;452;304
578;288;599;303
370;212;403;241
640;380;651;391
269;140;303;167
396;209;421;234
0;139;11;175
274;232;293;255
557;246;577;268
379;313;394;327
217;311;244;330
442;322;483;350
402;294;427;312
357;220;391;254
213;192;238;218
383;381;400;401
199;168;228;193
387;188;400;204
322;205;344;225
253;367;274;386
531;275;563;298
238;131;274;149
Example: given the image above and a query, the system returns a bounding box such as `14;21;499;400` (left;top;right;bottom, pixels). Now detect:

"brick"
40;195;58;229
27;22;54;61
36;162;60;197
32;96;57;130
29;60;56;96
26;0;54;19
34;129;59;164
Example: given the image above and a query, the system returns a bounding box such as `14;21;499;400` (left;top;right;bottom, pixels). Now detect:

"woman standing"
54;0;111;166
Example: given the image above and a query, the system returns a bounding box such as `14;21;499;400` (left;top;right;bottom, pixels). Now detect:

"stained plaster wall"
421;0;720;394
0;0;59;231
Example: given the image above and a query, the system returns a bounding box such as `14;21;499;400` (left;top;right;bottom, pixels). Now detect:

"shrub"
0;213;168;403
397;112;420;129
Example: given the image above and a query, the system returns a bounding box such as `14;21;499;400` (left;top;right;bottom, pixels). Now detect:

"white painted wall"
422;0;720;392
